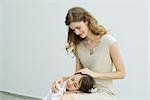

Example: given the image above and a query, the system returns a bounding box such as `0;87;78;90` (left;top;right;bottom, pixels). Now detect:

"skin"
69;21;89;39
65;74;81;91
58;21;126;100
59;74;82;100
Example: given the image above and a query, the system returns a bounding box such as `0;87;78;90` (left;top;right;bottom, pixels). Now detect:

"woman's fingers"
76;68;94;77
76;68;88;74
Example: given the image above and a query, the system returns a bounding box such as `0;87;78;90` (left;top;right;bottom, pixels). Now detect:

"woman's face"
66;74;82;91
69;21;89;38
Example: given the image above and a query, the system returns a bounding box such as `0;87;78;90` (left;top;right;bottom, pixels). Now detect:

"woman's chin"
80;35;86;38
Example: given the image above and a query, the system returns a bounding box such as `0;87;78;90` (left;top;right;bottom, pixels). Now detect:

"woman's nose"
74;29;80;35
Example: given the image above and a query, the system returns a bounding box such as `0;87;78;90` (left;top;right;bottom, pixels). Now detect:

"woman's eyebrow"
70;26;79;31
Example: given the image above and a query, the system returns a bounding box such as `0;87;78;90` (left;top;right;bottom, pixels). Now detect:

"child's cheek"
70;86;73;90
70;86;75;91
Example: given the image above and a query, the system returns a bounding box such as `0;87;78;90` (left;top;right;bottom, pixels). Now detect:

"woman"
54;6;126;100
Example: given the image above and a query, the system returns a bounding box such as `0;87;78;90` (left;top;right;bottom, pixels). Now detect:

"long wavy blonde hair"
65;7;107;57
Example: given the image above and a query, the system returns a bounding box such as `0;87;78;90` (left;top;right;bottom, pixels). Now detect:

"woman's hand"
52;78;64;93
77;68;96;77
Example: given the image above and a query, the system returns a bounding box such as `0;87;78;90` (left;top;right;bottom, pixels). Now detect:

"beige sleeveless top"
77;34;117;95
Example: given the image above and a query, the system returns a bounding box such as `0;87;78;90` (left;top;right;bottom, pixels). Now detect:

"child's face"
66;74;82;91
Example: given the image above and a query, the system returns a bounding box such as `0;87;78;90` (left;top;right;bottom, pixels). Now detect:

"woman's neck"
85;31;101;43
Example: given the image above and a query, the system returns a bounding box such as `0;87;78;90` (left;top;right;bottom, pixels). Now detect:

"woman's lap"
70;92;116;100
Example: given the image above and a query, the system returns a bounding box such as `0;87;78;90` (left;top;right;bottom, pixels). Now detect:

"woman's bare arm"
93;43;126;79
75;55;83;72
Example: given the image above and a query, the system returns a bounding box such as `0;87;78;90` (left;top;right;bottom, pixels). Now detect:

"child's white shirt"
43;81;66;100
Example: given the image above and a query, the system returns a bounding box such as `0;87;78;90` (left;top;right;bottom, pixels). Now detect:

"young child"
43;72;95;100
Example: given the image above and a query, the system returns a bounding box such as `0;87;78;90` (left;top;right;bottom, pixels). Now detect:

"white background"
0;0;149;99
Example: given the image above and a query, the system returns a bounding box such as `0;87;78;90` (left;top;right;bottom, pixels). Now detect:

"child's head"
66;72;95;93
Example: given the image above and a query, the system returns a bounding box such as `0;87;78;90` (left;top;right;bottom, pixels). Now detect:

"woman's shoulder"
101;33;117;47
101;33;116;40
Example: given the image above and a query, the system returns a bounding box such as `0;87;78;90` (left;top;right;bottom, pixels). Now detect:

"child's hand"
52;78;64;93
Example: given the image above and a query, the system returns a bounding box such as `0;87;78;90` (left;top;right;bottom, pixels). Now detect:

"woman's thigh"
60;93;74;100
70;92;116;100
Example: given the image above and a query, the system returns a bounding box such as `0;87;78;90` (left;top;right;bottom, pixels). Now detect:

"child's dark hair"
75;72;95;93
